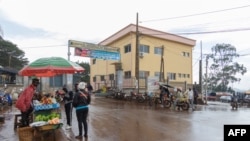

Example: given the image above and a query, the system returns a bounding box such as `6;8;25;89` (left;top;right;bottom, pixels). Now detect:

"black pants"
65;103;72;126
21;106;33;127
76;108;89;136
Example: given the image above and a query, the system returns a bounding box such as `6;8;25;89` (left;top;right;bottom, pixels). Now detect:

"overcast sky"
1;0;250;90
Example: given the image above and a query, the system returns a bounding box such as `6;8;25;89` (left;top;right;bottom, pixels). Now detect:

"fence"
92;75;197;93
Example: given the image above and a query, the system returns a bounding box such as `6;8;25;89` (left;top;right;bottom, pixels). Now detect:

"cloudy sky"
1;0;250;90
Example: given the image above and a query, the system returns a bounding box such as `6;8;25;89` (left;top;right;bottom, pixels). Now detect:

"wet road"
1;96;250;141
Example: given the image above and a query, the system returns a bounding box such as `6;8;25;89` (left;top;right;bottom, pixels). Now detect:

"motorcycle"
164;94;189;110
114;90;126;100
0;90;11;106
126;91;147;103
125;91;138;101
148;93;164;106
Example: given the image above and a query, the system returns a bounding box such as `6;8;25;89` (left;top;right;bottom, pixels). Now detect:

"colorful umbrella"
18;57;84;77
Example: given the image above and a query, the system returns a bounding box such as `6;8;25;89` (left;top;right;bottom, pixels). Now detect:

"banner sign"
74;48;91;57
74;47;120;60
70;40;120;60
69;40;119;52
147;76;160;96
90;50;120;60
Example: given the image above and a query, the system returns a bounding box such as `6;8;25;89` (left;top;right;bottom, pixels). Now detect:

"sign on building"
69;40;120;60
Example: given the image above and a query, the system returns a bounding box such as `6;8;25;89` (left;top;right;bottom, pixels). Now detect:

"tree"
73;62;90;83
205;43;247;92
0;39;29;69
79;62;90;82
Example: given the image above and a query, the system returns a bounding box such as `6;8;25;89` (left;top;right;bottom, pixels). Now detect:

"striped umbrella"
18;57;84;77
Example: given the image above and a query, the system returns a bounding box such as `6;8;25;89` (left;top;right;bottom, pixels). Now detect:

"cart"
31;102;62;141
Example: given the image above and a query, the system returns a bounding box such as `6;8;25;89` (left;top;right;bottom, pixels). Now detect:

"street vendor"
16;78;40;127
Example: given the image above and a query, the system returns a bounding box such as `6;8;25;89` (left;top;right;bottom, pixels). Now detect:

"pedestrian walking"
187;88;194;110
193;87;198;108
60;87;73;130
86;82;93;95
173;88;183;111
15;78;40;127
73;82;91;139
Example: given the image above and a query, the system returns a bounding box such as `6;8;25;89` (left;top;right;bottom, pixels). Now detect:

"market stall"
17;57;85;141
30;94;62;141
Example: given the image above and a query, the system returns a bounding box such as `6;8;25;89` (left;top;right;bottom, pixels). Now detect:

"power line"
21;44;67;49
141;4;250;23
239;53;250;56
175;27;250;35
140;27;250;36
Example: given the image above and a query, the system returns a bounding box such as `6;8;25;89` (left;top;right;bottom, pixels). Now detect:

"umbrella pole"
53;76;55;92
39;77;42;92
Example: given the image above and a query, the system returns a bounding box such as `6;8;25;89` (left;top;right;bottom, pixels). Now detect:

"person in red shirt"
16;78;40;127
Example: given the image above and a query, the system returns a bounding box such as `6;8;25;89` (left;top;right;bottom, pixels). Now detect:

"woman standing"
73;82;91;139
60;87;73;130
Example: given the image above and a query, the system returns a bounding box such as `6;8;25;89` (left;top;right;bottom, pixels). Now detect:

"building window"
92;59;96;64
109;74;114;80
182;74;186;78
155;72;163;77
124;71;131;78
167;73;176;80
178;73;181;78
93;76;96;82
100;75;105;81
154;47;162;55
124;44;131;53
139;71;149;78
187;74;190;78
182;52;190;57
139;44;149;53
155;72;160;77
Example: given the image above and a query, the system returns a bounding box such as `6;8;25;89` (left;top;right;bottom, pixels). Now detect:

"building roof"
99;24;196;46
0;67;18;74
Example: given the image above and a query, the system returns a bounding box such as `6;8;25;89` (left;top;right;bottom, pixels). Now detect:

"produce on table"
48;117;60;124
34;112;61;122
41;96;53;104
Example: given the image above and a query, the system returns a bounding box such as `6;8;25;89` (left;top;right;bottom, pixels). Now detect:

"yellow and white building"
90;24;196;90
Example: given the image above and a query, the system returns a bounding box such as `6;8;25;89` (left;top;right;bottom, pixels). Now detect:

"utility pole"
159;45;165;82
199;41;203;99
205;55;208;104
67;40;71;61
135;13;140;94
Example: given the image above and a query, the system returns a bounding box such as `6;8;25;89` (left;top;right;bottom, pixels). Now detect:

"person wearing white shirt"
188;88;194;110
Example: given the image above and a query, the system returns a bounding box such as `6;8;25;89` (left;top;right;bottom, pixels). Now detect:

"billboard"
74;47;120;60
70;40;120;60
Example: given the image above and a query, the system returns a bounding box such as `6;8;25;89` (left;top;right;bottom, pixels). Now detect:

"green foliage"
0;39;29;69
205;43;247;92
73;62;90;83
